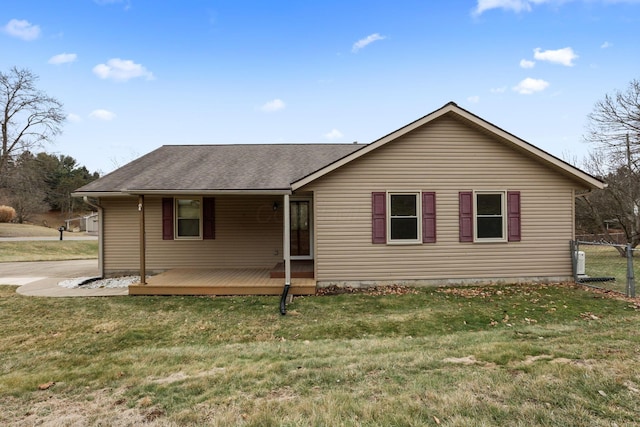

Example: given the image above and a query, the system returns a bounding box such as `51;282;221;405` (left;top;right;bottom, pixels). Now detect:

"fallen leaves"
38;381;55;390
580;312;601;321
316;284;419;296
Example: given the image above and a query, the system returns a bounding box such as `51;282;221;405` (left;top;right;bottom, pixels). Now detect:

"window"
474;191;506;241
176;198;201;238
372;192;436;244
388;192;421;243
459;191;520;243
162;197;215;240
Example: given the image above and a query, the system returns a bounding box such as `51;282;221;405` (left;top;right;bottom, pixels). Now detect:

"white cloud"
94;0;131;9
48;53;77;65
475;0;640;15
89;109;116;121
513;77;549;94
520;59;535;68
324;129;344;140
467;96;480;103
533;47;578;66
352;33;386;53
491;86;508;93
93;58;154;81
3;19;41;41
260;99;286;113
601;41;612;49
473;0;535;15
67;113;82;123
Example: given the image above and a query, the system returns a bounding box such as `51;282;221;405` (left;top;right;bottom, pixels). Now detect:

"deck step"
129;284;316;296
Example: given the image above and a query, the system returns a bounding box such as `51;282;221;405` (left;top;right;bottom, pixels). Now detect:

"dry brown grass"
0;223;61;237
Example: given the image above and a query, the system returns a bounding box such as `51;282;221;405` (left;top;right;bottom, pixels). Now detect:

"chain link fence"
570;240;636;297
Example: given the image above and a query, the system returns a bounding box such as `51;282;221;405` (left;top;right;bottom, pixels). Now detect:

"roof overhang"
73;189;293;198
291;102;605;191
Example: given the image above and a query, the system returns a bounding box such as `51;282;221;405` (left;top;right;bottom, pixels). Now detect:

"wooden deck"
129;268;316;296
270;260;314;278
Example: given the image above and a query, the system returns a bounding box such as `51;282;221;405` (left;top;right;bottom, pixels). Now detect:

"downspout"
83;196;104;278
280;194;291;315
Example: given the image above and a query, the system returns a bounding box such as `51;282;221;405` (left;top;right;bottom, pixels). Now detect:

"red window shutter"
203;197;215;240
422;192;436;243
371;192;386;244
459;192;473;242
162;197;174;240
507;191;521;242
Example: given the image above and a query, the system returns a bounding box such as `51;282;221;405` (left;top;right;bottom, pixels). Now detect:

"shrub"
0;205;17;223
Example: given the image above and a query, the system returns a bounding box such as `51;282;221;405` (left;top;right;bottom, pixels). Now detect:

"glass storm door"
290;200;311;257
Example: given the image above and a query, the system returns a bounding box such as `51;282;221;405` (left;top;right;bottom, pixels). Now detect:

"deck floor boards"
129;268;316;296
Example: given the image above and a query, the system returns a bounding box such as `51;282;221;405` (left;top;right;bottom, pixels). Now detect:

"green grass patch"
0;223;61;238
0;241;98;262
1;283;639;425
579;244;638;294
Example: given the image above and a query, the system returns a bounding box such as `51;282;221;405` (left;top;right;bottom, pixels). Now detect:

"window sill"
386;240;423;246
473;238;507;243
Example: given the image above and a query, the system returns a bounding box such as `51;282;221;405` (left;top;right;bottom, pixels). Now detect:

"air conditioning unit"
576;251;586;276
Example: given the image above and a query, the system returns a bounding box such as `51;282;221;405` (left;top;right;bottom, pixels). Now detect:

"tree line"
3;151;98;222
0;66;98;223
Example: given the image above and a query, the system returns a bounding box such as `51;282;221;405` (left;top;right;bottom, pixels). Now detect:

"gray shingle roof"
75;144;364;194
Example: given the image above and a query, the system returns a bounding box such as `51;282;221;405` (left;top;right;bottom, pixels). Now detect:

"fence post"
627;244;636;298
570;240;578;282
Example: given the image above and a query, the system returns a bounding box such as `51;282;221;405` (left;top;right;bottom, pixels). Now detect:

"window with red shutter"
371;192;386;244
203;197;215;240
507;191;521;242
162;197;174;240
422;192;436;243
459;192;473;242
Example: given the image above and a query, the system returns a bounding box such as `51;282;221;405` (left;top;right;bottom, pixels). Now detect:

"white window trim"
473;190;507;243
175;197;203;240
387;191;422;245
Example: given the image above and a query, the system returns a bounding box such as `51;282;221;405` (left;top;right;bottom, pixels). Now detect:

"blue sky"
2;0;639;174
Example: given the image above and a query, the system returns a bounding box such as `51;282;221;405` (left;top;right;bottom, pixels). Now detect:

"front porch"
129;262;316;296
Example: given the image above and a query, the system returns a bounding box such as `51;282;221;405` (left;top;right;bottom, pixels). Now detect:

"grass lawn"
0;223;97;262
0;241;98;262
1;283;639;426
0;223;62;238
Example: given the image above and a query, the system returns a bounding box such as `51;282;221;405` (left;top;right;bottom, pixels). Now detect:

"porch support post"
138;195;147;285
284;194;291;286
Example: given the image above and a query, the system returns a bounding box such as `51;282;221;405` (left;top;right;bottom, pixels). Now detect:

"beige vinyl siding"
102;197;140;273
302;115;581;283
102;195;283;275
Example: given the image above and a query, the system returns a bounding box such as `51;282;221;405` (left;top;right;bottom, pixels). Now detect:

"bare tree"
579;79;640;252
0;67;65;182
585;79;640;170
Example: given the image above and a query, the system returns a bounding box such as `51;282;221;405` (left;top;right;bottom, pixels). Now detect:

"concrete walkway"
0;260;128;297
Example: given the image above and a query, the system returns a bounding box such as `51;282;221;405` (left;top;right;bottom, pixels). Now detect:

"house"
64;212;99;234
73;102;605;296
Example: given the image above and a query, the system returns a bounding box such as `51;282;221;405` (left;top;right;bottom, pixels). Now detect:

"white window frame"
387;191;422;245
473;190;507;243
175;197;203;240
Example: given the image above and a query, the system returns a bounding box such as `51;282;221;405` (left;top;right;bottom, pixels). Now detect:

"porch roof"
73;143;363;197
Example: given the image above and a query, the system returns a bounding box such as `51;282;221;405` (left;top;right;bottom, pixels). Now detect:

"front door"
290;200;311;258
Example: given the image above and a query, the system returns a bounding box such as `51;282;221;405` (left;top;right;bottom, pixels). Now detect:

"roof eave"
73;189;293;197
